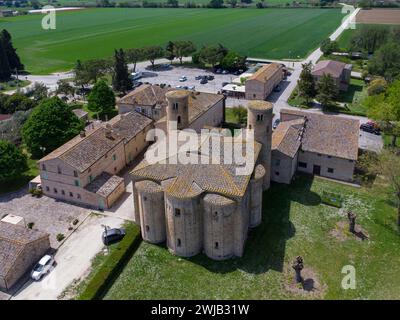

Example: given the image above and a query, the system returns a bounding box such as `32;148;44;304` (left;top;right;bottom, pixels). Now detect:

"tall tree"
112;48;132;93
0;39;11;81
0;140;28;183
22;97;84;158
143;46;164;69
165;41;176;64
221;51;246;71
0;29;24;71
126;48;144;72
88;80;116;117
173;40;196;65
298;62;316;105
368;42;400;82
199;45;224;68
316;74;338;108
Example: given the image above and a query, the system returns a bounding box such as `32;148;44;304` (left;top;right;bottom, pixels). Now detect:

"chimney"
80;130;86;138
105;124;112;139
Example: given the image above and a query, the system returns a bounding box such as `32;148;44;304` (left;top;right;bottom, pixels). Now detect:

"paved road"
12;214;124;300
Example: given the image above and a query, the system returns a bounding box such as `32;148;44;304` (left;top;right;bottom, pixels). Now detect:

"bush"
29;188;42;197
78;223;142;300
56;233;65;242
27;222;35;229
321;191;343;208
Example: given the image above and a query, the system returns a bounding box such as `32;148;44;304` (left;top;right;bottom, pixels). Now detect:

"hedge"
78;223;142;300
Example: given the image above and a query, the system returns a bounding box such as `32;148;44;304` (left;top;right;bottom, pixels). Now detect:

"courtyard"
101;175;400;300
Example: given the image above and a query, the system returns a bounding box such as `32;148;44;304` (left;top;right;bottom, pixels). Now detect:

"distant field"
56;0;294;5
356;8;400;25
0;8;343;74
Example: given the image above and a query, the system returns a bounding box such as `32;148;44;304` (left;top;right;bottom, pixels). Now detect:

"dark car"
273;118;281;130
206;75;214;81
360;123;380;135
200;78;208;84
102;228;126;245
273;85;281;92
195;75;202;80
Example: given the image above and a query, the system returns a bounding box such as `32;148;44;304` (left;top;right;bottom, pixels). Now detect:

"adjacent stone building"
0;222;50;291
131;95;273;260
245;63;284;100
37;111;153;209
271;109;359;183
312;60;352;91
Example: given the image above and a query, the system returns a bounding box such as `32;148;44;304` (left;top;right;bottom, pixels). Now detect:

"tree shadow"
184;174;321;275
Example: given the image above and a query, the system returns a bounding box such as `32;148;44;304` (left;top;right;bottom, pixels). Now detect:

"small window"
215;242;219;249
328;168;334;173
46;186;50;192
145;225;150;232
57;166;62;174
177;116;181;124
249;124;252;130
327;155;332;159
73;170;78;177
143;196;147;201
257;114;264;122
53;188;58;194
114;167;117;172
69;192;73;197
42;164;46;171
177;238;181;247
61;190;65;195
74;180;80;187
175;208;181;217
349;160;354;163
112;154;117;161
173;102;178;110
275;171;280;176
298;162;307;168
253;94;256;98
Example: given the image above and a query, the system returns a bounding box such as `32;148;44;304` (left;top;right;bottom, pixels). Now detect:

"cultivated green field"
0;8;343;74
103;175;400;300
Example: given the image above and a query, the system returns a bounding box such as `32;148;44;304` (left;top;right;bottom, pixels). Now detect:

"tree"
0;29;24;71
126;48;144;72
367;78;387;96
320;38;339;55
0;110;33;145
359;149;400;226
1;92;36;114
143;46;164;69
73;59;111;88
366;80;400;147
231;106;247;124
167;0;179;6
74;59;90;89
0;140;28;183
112;48;132;93
173;40;196;65
88;80;116;117
0;39;11;81
26;82;48;102
297;62;316;105
316;74;338;108
22;97;85;158
199;45;224;68
56;80;75;98
368;42;400;82
208;0;224;7
349;25;388;54
226;0;237;7
165;41;176;64
220;51;246;71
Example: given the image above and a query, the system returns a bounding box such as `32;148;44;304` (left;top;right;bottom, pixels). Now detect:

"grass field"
0;8;344;74
103;175;400;300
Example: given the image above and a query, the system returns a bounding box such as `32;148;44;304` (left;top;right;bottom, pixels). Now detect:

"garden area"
97;175;400;300
0;79;30;93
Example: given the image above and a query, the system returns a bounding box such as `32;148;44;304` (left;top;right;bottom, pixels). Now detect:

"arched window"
177;116;181;124
173;102;178;110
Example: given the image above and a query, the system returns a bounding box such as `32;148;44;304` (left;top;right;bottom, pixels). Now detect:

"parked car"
31;255;55;281
222;82;229;87
195;75;202;80
206;75;214;81
187;85;195;90
360;123;380;135
273;118;281;130
200;78;208;84
175;85;183;89
215;69;222;74
179;76;187;82
102;228;126;245
233;70;241;75
222;70;229;74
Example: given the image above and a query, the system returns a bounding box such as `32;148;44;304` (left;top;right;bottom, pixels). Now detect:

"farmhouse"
131;93;273;260
0;221;50;291
245;63;284;100
271;109;359;184
37;111;153;209
117;84;226;130
312;60;352;91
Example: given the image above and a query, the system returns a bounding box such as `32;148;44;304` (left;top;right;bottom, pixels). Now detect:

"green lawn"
0;8;343;74
103;175;400;300
0;79;31;92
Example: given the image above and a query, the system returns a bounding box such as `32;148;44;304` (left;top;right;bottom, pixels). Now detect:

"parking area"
137;65;235;94
0;188;90;248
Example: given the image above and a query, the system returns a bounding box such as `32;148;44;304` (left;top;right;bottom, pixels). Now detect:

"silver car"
31;255;55;281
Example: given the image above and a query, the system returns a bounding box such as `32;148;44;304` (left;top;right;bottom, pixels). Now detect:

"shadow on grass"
180;175;321;275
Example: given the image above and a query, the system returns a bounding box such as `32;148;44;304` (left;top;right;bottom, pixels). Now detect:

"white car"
179;76;187;82
31;255;55;281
